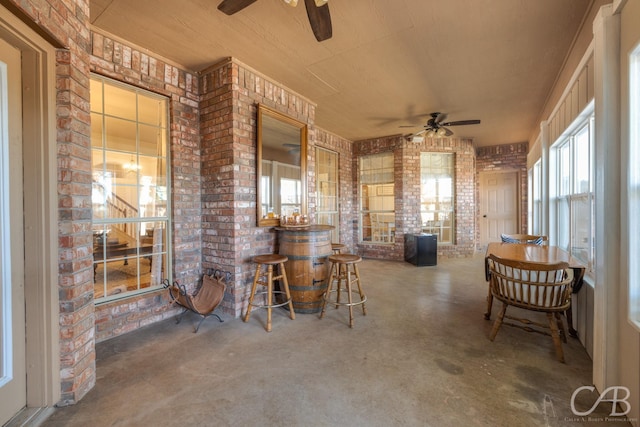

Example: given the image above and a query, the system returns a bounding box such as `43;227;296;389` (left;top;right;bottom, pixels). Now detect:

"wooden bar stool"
320;254;367;328
244;254;295;332
331;243;346;254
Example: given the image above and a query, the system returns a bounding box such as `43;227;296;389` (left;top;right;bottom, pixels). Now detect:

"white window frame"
628;42;640;331
91;75;171;303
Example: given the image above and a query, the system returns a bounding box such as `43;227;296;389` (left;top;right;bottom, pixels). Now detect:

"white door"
479;171;519;246
0;37;26;425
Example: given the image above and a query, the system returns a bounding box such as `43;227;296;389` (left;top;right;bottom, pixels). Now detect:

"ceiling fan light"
314;0;328;6
426;130;436;138
283;0;298;7
437;128;447;137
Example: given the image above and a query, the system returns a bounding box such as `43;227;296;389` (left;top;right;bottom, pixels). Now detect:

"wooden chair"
500;233;548;245
486;234;549;318
486;254;574;362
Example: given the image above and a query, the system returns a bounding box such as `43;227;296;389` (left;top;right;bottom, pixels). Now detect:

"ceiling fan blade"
434;113;447;124
441;119;481;126
218;0;258;15
444;127;454;136
304;0;332;41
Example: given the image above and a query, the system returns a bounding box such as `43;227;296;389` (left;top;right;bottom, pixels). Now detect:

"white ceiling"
90;0;593;147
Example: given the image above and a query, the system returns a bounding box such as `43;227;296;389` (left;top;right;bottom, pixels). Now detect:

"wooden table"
484;242;585;337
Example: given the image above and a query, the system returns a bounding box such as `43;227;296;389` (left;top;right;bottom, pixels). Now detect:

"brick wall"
354;136;477;260
199;58;318;317
475;142;529;249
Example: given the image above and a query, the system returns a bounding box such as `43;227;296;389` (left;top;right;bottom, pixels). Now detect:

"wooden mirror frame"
257;104;308;227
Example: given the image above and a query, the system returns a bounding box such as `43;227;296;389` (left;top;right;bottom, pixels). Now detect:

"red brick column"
199;58;317;317
5;0;97;406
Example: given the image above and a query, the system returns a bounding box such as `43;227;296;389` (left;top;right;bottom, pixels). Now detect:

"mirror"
257;104;308;227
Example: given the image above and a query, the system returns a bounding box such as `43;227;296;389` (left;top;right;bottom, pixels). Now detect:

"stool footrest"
248;290;292;309
323;289;367;307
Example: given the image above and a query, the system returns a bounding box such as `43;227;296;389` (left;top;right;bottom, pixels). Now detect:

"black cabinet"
404;234;437;266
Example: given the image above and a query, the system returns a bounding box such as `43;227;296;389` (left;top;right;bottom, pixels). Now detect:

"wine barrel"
277;225;334;313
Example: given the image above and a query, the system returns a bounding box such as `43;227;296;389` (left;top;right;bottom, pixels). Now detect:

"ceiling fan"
401;112;481;138
217;0;332;42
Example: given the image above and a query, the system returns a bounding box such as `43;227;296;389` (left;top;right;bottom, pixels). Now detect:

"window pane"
530;161;543;235
360;153;394;244
92;176;109;220
139;124;164;156
90;79;103;113
557;197;570;251
107;185;138;220
139;178;167;218
104;83;136;120
280;178;301;216
103;150;139;185
138;96;167;128
421;153;455;244
533;161;541;200
316;147;340;242
571;195;591;265
260;175;270;218
574;125;590;194
630;45;640;329
91;113;103;148
105;117;136;152
559;143;571;196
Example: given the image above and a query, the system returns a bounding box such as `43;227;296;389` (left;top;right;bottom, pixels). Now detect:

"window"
420;153;455;244
359;153;394;244
280;178;301;215
316;147;340;243
629;43;640;330
260;174;271;217
529;160;542;235
90;76;171;302
552;117;594;273
261;160;301;217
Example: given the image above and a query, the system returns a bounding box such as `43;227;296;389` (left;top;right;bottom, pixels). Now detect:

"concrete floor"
41;254;630;427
